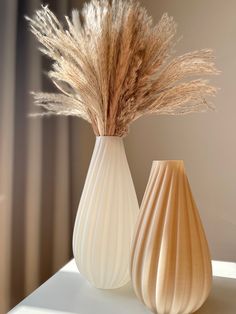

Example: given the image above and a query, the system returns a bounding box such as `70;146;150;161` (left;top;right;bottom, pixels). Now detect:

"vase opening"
96;135;123;139
152;160;185;170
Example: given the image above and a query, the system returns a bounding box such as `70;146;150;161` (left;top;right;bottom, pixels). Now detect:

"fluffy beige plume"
26;0;219;136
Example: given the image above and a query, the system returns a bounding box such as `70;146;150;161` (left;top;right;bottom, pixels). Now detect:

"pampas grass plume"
26;0;219;136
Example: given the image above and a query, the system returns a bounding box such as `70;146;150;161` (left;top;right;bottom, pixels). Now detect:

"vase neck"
152;160;185;173
95;136;124;144
94;135;125;153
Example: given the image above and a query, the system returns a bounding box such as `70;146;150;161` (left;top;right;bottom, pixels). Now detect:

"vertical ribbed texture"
130;160;212;314
73;136;139;289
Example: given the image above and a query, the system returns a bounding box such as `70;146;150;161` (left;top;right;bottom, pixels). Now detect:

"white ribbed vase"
130;160;212;314
73;136;139;289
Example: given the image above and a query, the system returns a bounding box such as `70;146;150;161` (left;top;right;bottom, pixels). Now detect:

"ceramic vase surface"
73;136;139;289
130;160;212;314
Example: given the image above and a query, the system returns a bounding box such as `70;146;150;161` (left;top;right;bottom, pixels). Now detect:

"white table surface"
9;260;236;314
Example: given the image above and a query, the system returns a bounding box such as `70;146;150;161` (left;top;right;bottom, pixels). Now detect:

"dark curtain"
0;0;93;312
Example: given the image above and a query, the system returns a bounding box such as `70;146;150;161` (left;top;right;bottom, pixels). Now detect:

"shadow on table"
12;271;151;314
195;276;236;313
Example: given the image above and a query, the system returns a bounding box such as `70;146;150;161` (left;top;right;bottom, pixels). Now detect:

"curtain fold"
0;0;93;312
0;0;18;312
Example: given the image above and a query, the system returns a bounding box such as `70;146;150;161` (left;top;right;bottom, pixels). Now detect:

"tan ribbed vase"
130;160;212;314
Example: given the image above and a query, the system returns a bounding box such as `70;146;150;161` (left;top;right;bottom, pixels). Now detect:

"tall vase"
130;160;212;314
73;136;139;289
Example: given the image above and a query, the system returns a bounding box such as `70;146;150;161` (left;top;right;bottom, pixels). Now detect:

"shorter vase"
130;160;212;314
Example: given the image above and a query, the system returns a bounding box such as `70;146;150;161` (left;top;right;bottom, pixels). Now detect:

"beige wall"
124;0;236;262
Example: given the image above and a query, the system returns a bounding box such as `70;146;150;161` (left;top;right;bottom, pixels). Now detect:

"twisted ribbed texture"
73;136;139;289
130;160;212;314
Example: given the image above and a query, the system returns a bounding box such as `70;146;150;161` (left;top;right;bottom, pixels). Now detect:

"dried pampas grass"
26;0;219;136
